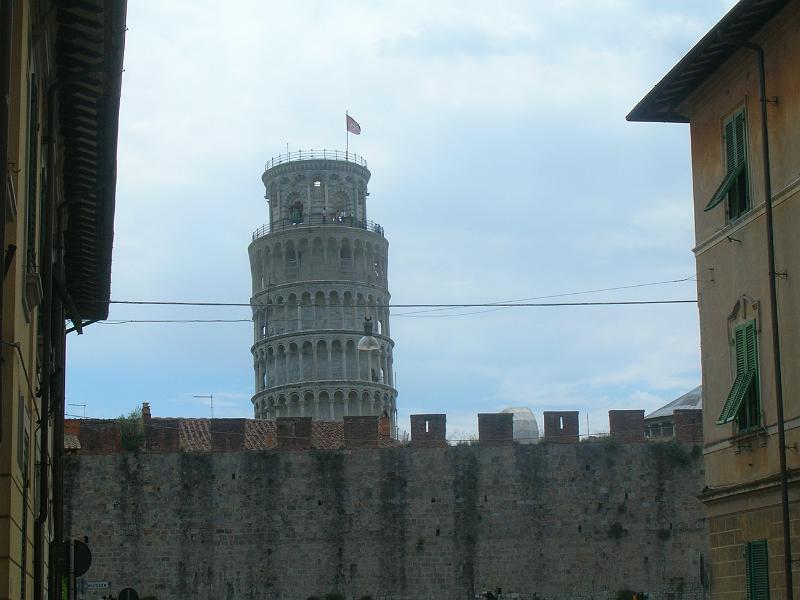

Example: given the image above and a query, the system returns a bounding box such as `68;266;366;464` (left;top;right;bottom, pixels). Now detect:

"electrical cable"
82;274;698;312
91;299;696;326
100;319;252;325
393;275;697;317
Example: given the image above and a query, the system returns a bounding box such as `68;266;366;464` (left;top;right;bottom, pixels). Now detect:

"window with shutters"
745;540;769;600
704;109;750;221
717;320;761;430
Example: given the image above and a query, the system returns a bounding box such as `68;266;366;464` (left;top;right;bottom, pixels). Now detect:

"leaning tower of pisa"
248;150;397;431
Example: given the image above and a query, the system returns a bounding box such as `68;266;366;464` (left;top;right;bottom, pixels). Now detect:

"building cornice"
250;280;391;302
699;467;800;504
251;380;397;402
251;329;395;353
703;415;800;454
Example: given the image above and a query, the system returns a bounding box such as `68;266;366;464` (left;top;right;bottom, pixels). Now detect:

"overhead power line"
393;275;697;316
103;299;695;308
101;319;252;325
93;299;696;326
87;275;698;325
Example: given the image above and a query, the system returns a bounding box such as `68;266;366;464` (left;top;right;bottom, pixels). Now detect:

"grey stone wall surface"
65;442;709;600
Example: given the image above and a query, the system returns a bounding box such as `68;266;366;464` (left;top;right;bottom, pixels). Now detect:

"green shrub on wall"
649;440;700;468
118;407;145;451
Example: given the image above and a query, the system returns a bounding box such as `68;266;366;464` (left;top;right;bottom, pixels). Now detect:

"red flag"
346;114;361;135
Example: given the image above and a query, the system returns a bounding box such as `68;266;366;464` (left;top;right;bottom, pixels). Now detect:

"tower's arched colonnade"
248;154;397;429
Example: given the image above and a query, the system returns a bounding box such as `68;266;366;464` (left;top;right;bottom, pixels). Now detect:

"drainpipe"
718;32;794;600
49;299;65;600
0;0;15;445
34;81;58;600
50;146;70;600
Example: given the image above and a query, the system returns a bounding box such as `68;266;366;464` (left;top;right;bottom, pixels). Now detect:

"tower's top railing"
252;216;385;241
264;149;368;172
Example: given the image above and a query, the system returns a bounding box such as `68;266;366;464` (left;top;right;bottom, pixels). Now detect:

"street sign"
60;539;92;577
118;588;139;600
86;581;109;590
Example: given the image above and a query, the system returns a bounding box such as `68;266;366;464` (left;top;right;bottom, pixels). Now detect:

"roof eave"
626;0;789;124
58;0;127;322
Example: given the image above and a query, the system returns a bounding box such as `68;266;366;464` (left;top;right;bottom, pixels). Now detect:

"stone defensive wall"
65;410;709;600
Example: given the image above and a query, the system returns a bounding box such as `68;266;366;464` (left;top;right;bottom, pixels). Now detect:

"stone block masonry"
65;442;709;600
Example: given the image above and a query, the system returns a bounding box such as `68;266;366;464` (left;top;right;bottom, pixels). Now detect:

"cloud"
67;0;719;424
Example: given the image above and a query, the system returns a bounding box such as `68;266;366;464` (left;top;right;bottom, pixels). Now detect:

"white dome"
501;407;540;444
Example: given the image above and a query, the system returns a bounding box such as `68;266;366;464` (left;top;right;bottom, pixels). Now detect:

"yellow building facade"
629;1;799;599
0;1;126;599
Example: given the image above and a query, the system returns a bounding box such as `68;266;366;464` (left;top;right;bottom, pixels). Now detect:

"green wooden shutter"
734;112;747;169
705;110;747;212
717;321;758;424
746;540;770;600
744;321;758;372
725;118;736;173
735;324;748;372
718;370;754;424
705;162;745;211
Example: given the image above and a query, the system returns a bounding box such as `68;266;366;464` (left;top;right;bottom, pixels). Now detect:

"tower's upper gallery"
258;151;375;235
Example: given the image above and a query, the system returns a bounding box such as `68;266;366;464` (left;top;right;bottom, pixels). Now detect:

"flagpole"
346;110;349;158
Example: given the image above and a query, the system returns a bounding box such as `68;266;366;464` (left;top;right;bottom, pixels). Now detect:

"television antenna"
193;394;214;419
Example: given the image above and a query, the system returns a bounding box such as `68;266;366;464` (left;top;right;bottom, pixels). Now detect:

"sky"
65;0;738;437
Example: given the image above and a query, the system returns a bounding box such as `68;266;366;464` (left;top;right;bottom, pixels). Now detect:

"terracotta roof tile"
64;432;82;450
245;420;276;450
312;421;344;449
180;419;211;452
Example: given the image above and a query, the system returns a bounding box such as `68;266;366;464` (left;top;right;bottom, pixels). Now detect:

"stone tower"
248;150;397;431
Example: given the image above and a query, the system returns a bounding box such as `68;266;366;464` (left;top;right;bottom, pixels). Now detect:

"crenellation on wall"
144;417;181;452
609;410;646;443
410;413;447;448
543;411;579;443
673;409;703;443
478;413;513;446
344;415;380;448
277;416;313;449
209;418;247;452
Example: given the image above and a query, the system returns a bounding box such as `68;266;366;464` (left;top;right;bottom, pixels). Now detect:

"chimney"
141;402;151;425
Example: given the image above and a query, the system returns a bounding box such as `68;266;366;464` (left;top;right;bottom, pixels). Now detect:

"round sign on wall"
118;588;139;600
72;540;92;577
